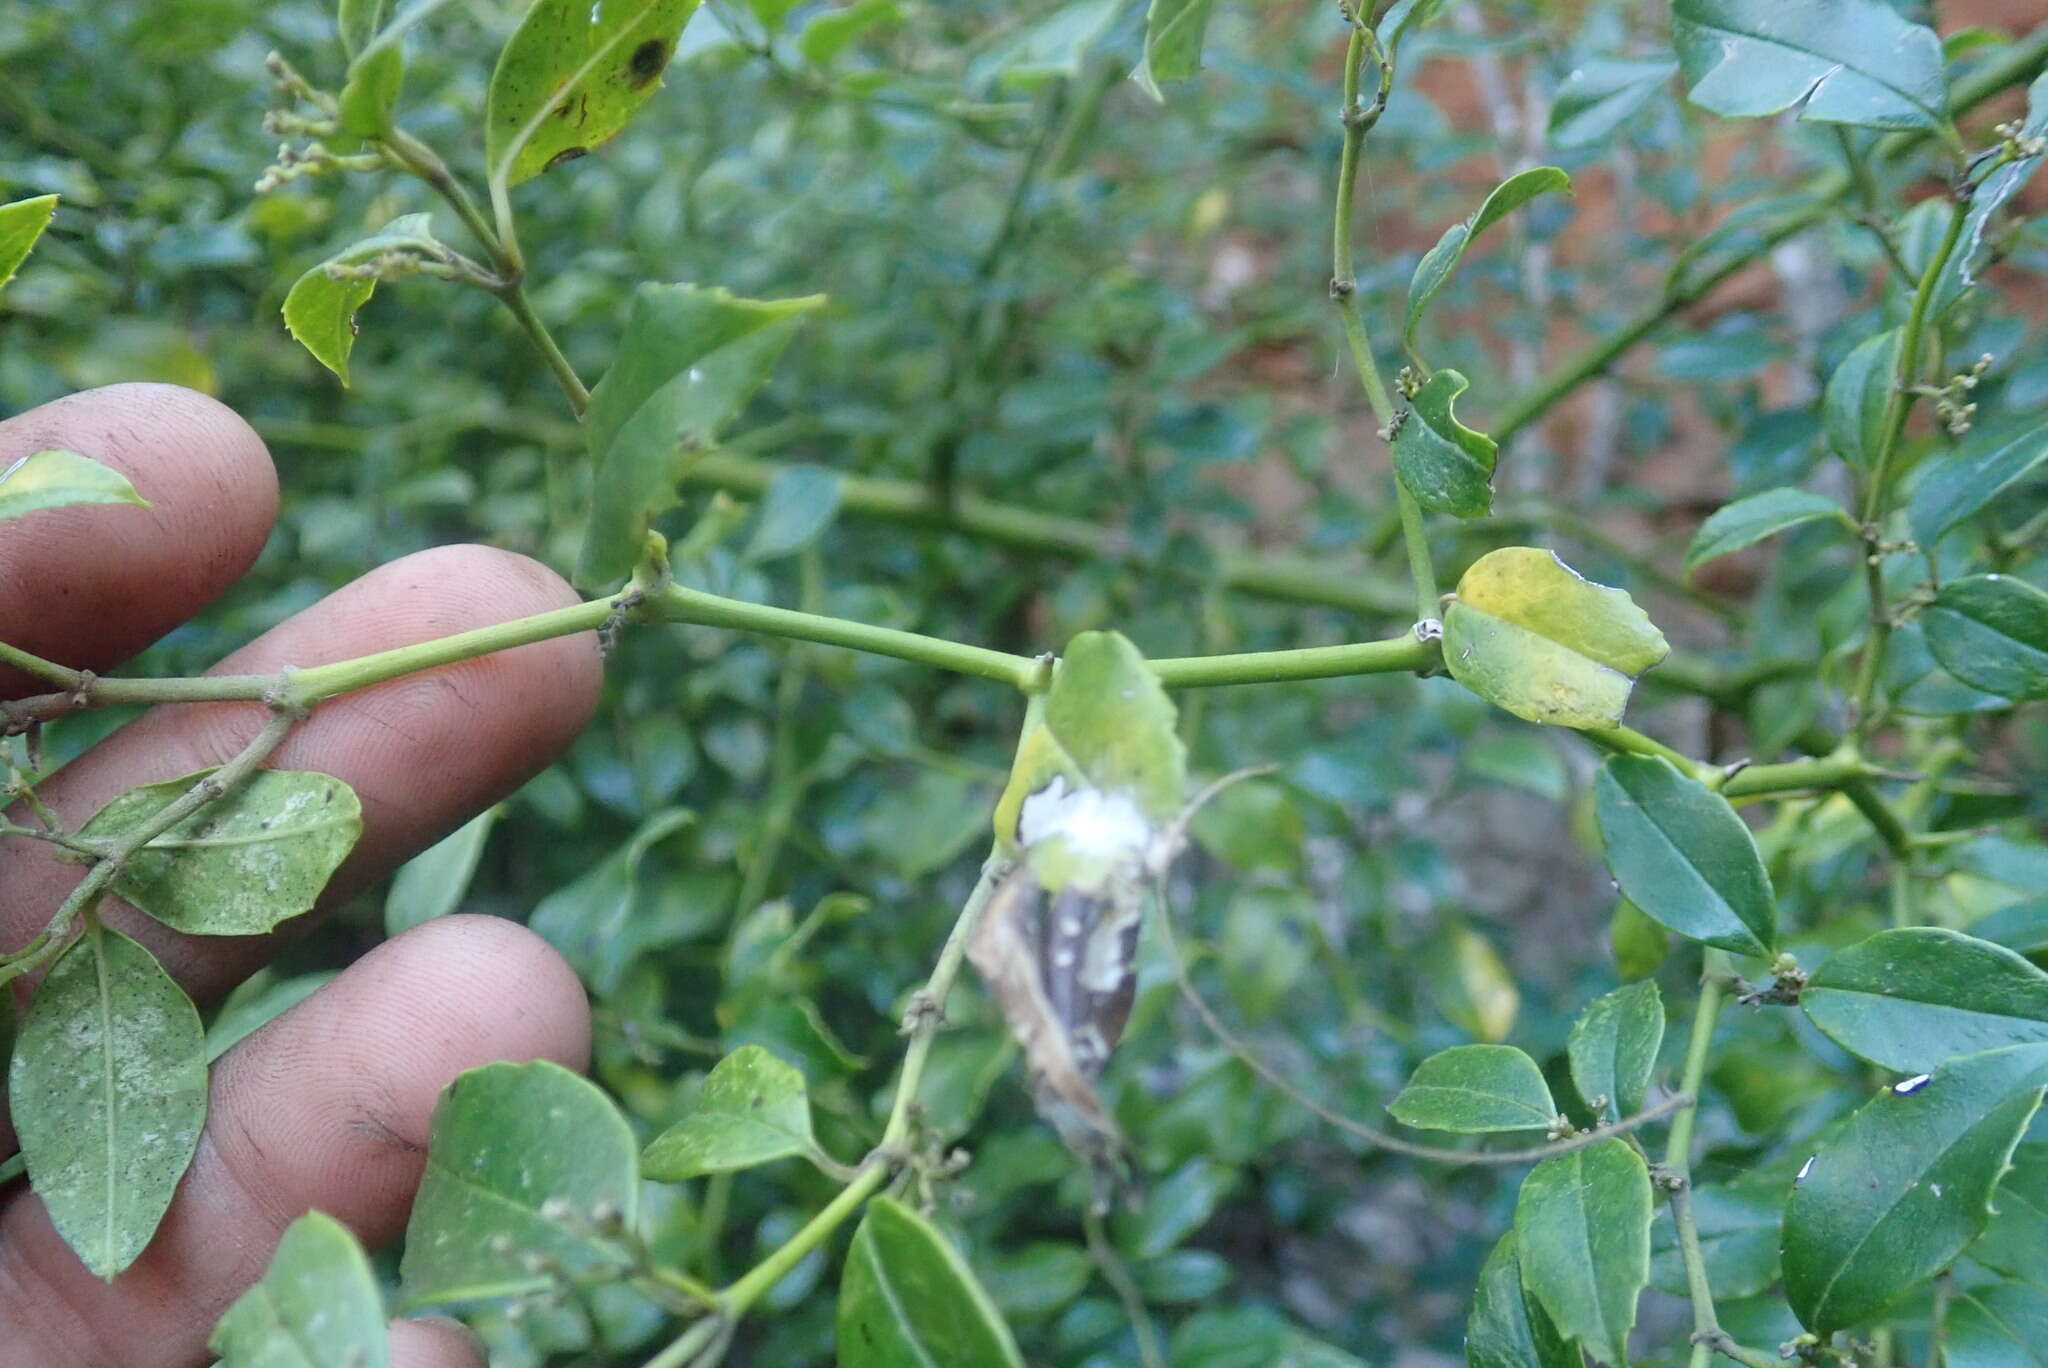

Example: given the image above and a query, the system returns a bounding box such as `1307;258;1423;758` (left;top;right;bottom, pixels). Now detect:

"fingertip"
391;1316;487;1368
381;913;594;1073
0;384;277;693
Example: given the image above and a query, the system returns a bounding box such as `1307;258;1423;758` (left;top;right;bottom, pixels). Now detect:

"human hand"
1;383;604;1366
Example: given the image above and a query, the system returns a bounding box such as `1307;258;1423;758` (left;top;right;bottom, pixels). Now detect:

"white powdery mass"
1017;777;1151;859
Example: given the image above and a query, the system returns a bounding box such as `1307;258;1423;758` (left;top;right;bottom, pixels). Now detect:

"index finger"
0;384;278;696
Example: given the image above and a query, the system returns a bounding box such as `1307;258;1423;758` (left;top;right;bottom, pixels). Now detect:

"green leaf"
1886;619;2009;717
1684;487;1849;577
1782;1043;2048;1334
208;1211;389;1367
1514;1139;1652;1365
1133;0;1217;101
1934;73;2048;315
384;806;498;937
1821;328;1900;470
1972;899;2048;965
0;193;59;293
337;0;387;55
1610;897;1670;981
485;0;702;189
1924;574;2048;702
1908;421;2048;549
575;283;823;590
1548;59;1676;149
9;925;206;1280
76;769;363;936
1421;924;1521;1043
1375;0;1446;54
1405;168;1572;348
338;45;405;137
797;0;899;66
1948;1281;2048;1368
1443;547;1670;730
641;1045;820;1181
1392;369;1498;517
981;1241;1094;1321
528;808;693;995
399;1060;639;1309
1802;928;2048;1073
1468;1232;1578;1368
742;462;843;562
1649;1175;1783;1301
1969;1140;2048;1279
1567;980;1664;1123
1671;0;1947;131
0;449;150;523
1594;755;1776;957
994;629;1186;849
281;213;445;384
839;1196;1025;1368
336;0;457;136
1112;1157;1237;1259
1388;1044;1557;1133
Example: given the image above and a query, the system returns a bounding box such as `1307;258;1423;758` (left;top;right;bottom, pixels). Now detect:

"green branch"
687;450;1418;617
1851;197;1967;741
1159;879;1692;1166
650;584;1047;689
642;857;1012;1365
1659;973;1767;1368
378;124;590;417
1492;22;2048;444
1150;634;1436;687
1329;12;1438;626
0;711;296;988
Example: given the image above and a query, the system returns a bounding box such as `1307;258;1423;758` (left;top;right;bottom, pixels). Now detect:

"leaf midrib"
1678;10;1942;123
1804;1087;2041;1326
1398;1083;1554;1124
863;1225;945;1368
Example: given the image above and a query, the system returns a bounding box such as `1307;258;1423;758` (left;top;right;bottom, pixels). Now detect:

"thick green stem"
1328;17;1434;625
1851;198;1967;741
1659;975;1785;1368
1842;777;1913;860
1579;725;1716;782
1150;634;1435;687
651;584;1044;689
879;858;1006;1151
1719;749;1872;799
1663;974;1724;1174
718;1162;889;1319
286;596;623;705
497;279;591;418
646;858;1010;1363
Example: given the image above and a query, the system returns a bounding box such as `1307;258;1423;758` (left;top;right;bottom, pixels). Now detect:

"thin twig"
1154;881;1689;1165
0;711;297;988
1083;1204;1167;1368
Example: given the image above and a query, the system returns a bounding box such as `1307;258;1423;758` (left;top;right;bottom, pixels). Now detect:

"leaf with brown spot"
485;0;701;189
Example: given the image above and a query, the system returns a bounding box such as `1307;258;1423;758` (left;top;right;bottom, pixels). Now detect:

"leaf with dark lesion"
968;862;1138;1174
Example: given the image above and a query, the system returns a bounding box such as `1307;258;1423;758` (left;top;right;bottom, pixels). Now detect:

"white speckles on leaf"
8;925;206;1280
76;768;362;936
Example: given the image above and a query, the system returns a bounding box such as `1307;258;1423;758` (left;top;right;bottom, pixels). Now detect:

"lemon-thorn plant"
3;0;2048;1365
